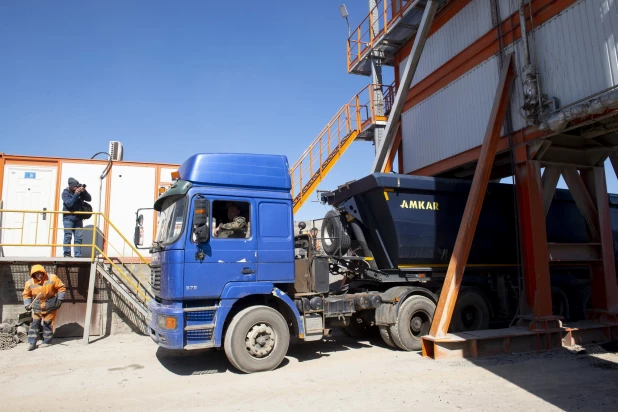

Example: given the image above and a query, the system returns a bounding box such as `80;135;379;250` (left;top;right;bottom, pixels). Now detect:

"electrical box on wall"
109;141;124;161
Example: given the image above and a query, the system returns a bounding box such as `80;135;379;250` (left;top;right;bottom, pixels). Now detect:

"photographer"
61;177;91;257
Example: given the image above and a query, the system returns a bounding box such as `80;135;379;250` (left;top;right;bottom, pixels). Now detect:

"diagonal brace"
562;167;600;240
425;54;515;338
541;166;562;216
371;0;439;173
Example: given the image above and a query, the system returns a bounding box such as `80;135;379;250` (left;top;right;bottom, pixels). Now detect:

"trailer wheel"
450;288;490;332
390;295;435;351
322;210;351;255
575;285;591;320
551;286;570;321
223;305;290;374
379;326;397;348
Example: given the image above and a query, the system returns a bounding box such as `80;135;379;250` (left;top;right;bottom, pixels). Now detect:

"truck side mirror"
134;213;144;246
192;197;210;244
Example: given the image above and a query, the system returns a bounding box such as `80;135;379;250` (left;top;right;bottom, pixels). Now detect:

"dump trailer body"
323;173;618;270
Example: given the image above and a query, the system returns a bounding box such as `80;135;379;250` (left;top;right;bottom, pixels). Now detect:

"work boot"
40;340;52;347
27;343;36;351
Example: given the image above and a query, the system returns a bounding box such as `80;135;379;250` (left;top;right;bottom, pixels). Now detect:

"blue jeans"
63;217;83;257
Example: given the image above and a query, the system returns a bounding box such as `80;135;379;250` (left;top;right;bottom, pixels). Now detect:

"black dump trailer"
317;173;618;346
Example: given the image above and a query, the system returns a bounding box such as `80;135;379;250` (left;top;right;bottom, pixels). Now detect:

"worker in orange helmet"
22;264;66;350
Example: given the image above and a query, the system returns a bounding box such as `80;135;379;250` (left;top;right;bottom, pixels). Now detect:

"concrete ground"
1;332;617;412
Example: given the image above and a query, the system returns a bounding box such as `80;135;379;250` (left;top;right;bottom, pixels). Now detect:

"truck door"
184;196;257;299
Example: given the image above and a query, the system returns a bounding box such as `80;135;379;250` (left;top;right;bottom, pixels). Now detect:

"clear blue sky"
0;1;386;221
1;1;617;221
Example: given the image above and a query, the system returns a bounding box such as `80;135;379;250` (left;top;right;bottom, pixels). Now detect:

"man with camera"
61;177;91;257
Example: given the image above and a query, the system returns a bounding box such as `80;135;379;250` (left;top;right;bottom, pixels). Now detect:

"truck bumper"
147;300;184;350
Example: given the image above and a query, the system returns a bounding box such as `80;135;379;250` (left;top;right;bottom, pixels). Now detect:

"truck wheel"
379;326;396;348
390;295;435;351
322;210;351;255
450;288;490;332
551;286;570;321
223;306;290;374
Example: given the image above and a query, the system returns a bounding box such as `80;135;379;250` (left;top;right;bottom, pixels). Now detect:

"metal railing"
290;83;394;214
347;0;417;72
0;209;152;302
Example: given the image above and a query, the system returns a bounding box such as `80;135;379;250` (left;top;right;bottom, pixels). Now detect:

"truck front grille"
186;329;213;344
151;265;161;292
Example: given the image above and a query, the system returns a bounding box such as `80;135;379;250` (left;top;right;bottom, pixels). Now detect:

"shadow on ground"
462;341;618;411
155;329;381;376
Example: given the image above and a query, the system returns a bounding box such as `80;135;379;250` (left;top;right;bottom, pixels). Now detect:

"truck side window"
212;200;251;239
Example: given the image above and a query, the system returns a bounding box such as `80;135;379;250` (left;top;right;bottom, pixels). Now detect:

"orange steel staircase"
290;83;394;214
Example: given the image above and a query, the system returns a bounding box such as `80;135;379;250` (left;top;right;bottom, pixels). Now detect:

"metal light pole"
339;4;350;37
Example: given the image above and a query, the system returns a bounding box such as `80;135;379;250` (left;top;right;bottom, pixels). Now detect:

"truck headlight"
157;315;178;330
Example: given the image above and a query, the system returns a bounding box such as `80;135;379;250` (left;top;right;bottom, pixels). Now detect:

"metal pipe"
519;0;541;125
519;0;531;67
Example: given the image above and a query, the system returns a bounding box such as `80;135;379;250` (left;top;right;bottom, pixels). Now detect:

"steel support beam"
371;0;439;173
581;167;618;319
383;123;401;173
541;166;562;216
425;54;515;339
82;262;98;345
515;160;557;327
562;167;600;240
609;151;618;179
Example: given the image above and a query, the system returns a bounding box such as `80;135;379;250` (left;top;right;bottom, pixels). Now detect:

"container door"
1;166;57;257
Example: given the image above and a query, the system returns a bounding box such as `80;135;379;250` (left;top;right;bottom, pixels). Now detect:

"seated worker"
214;202;248;238
22;264;66;350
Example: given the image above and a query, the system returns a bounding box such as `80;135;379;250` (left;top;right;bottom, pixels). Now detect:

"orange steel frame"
425;54;515;339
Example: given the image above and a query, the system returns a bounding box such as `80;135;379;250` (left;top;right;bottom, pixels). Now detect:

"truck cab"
147;153;312;371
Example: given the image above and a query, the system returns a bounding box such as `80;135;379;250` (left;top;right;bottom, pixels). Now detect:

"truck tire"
449;288;490;332
551;286;570;321
576;285;591;320
321;210;351;255
379;326;397;348
390;295;435;351
223;305;290;374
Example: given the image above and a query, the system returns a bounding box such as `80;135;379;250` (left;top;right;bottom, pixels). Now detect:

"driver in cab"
214;202;248;238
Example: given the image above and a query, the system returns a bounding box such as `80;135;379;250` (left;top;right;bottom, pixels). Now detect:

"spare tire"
321;210;351;255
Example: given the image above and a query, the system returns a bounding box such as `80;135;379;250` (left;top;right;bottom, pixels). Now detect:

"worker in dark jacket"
22;264;66;350
62;177;91;257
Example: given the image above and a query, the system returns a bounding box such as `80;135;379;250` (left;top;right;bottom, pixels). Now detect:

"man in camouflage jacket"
214;203;248;238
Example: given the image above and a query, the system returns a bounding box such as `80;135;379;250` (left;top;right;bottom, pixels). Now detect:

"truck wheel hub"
410;316;423;332
245;323;275;358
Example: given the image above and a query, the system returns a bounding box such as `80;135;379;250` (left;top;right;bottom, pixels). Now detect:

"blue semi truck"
144;153;617;373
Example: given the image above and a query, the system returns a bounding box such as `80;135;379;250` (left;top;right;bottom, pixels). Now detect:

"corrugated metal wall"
398;0;493;87
533;0;618;111
402;0;618;173
402;58;500;172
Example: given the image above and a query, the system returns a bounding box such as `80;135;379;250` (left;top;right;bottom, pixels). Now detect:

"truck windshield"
155;196;188;245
